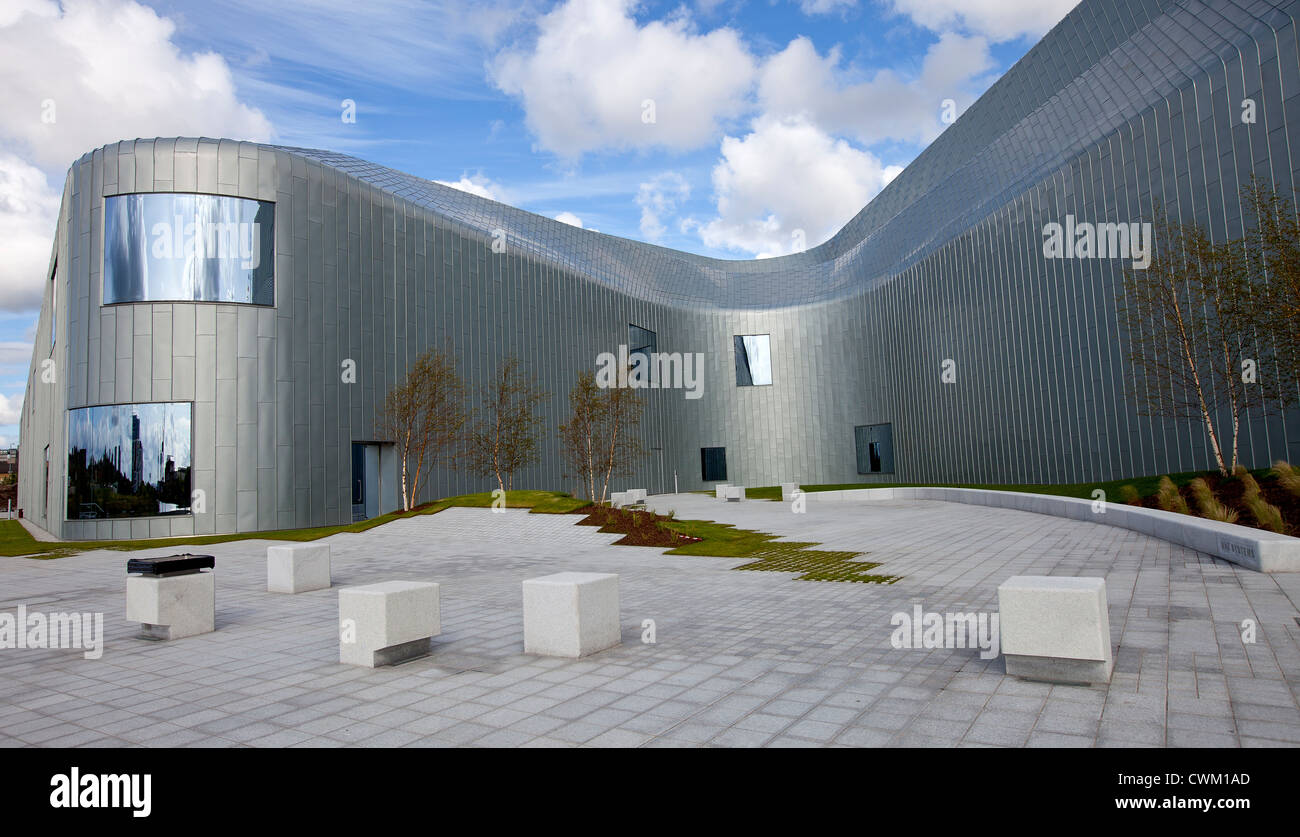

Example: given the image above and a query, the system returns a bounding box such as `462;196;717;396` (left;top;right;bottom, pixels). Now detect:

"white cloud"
554;211;583;227
0;155;60;311
491;0;756;157
435;173;503;202
0;393;23;426
0;0;272;171
759;32;995;148
636;172;691;241
0;0;272;314
888;0;1080;42
693;115;898;258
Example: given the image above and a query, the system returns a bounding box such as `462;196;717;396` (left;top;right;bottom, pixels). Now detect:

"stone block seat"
267;542;331;593
522;572;620;658
998;575;1112;684
338;580;440;667
125;553;216;641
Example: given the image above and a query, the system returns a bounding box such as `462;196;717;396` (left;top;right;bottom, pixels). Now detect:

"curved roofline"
82;1;1226;311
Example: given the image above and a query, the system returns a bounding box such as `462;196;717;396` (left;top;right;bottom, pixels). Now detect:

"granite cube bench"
267;543;331;593
523;572;620;658
724;485;746;502
125;554;216;641
998;575;1112;684
781;483;801;501
612;489;646;509
338;580;440;667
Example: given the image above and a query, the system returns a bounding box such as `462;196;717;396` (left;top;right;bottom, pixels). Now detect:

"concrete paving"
1;494;1297;747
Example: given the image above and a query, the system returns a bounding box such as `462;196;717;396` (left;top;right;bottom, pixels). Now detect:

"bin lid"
126;553;215;576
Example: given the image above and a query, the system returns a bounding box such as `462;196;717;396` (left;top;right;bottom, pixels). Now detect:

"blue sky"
0;0;1080;447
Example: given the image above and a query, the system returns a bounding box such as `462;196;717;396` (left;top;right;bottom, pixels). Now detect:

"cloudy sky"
0;0;1080;447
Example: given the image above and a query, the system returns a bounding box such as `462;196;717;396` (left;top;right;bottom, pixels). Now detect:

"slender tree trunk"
401;427;412;511
1171;287;1228;476
409;445;423;512
1225;341;1241;473
493;398;504;493
601;419;620;503
584;423;595;501
1190;360;1227;475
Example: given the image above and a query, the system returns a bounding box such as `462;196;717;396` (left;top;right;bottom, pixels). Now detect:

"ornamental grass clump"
1156;476;1190;514
1188;477;1237;524
1273;461;1300;498
1236;466;1287;533
1245;494;1287;533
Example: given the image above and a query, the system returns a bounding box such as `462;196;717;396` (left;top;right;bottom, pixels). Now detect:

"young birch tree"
1119;212;1254;476
558;368;646;502
376;348;467;511
465;357;547;492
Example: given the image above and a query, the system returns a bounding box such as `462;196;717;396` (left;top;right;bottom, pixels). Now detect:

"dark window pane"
701;447;727;482
855;423;895;474
66;403;193;519
104;193;275;305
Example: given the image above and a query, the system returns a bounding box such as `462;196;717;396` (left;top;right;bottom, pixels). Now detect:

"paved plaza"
2;494;1298;747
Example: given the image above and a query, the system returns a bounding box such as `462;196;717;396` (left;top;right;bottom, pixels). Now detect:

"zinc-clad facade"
18;0;1300;540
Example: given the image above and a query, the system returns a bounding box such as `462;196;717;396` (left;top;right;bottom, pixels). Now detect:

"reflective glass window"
629;324;656;359
855;424;895;475
104;193;274;305
66;403;193;519
733;334;772;386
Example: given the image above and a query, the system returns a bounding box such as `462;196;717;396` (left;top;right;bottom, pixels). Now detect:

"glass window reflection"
733;334;772;386
629;324;656;362
104;193;274;305
66;403;193;519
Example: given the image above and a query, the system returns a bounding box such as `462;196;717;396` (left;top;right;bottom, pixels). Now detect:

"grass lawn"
656;517;783;557
3;485;897;583
654;516;897;583
0;490;591;560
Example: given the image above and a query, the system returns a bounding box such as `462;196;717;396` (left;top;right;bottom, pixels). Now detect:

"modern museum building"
18;0;1300;540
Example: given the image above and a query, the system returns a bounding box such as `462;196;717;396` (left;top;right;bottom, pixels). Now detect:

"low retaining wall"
804;487;1300;573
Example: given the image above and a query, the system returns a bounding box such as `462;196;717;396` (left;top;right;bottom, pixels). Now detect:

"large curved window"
67;403;192;520
104;193;274;305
